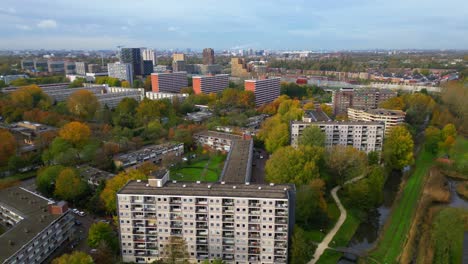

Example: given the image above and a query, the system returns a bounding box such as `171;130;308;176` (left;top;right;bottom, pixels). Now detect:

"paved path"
308;175;366;264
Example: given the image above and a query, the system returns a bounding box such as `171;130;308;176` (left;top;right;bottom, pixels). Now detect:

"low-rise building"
145;92;189;102
47;61;65;73
290;121;385;153
347;108;406;134
185;110;213;123
302;109;332;123
1;75;28;85
77;165;115;187
194;131;242;152
113;143;184;170
0;187;74;264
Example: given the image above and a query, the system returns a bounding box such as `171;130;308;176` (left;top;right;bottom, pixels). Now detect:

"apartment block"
290;121;384;153
347;108;406;135
120;48;143;76
145;92;189;102
332;88;397;115
230;58;251;78
245;78;281;107
108;62;134;85
142;49;157;65
75;62;88;75
20;59;34;71
192;74;229;94
202;48;215;65
64;61;76;74
33;60;48;72
0;187;74;264
47;61;65;73
113;143;184;170
172;53;186;62
151;72;188;93
117;176;294;264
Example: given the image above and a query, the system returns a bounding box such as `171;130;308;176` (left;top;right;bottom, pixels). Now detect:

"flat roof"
303;110;331;122
118;181;294;199
366;108;406;116
221;139;252;183
194;131;242;141
77;165;115;183
292;121;384;126
244;77;281;83
115;142;183;162
192;74;229;79
0;187;60;262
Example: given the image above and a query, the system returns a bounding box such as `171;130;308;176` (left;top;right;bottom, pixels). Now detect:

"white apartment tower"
108;62;134;85
142;49;157;65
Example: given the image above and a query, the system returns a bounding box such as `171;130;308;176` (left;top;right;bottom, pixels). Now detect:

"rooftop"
366;108;406;116
114;142;183;163
118;180;294;200
0;187;60;262
77;165;115;185
303;109;332;122
292;120;385;126
221;139;253;183
194;130;242;141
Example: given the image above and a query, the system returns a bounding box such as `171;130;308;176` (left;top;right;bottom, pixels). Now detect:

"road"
251;148;268;184
308;175;366;264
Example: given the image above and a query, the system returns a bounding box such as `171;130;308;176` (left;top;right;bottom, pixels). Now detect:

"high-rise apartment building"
151;72;188;93
108;62;134;85
290;121;384;153
75;62;88;75
332;88;397;115
88;64;102;73
347;108;406;135
192;74;229;94
143;60;154;76
142;49;157;65
245;78;281;106
0;186;75;264
64;61;76;74
120;48;143;76
172;60;186;72
172;53;186;62
47;61;65;73
202;48;215;65
231;58;251;78
33;59;48;72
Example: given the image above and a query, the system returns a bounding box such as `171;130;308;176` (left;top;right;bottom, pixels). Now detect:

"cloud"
0;7;16;14
16;24;31;30
37;19;57;29
121;26;129;31
167;26;179;32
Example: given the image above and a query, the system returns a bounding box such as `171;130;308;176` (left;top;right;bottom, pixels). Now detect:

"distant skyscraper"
202;48;215;65
172;53;186;62
120;48;143;76
143;60;154;76
108;62;133;85
142;48;157;65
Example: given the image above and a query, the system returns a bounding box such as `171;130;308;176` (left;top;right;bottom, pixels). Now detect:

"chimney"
48;201;68;215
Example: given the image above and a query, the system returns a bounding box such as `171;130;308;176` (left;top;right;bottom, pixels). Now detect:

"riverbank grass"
369;149;434;263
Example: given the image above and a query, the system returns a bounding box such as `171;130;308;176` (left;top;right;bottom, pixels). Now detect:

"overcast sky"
1;0;467;50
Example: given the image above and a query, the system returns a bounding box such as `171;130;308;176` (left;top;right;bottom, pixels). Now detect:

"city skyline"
0;0;467;50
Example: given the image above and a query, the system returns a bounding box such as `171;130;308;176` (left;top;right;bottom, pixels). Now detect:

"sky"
0;0;467;50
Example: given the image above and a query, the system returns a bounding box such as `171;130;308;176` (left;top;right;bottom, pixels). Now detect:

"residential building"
95;88;144;108
202;48;215;65
231;58;251;78
194;131;243;153
172;53;186;62
20;59;34;71
245;78;281;106
290;121;384;153
332;88;397;115
64;61;76;74
108;62;134;85
47;61;65;73
75;62;88;75
151;72;188;93
77;165;115;187
33;59;48;72
172;60;186;72
145;92;189;102
154;65;170;73
192;74;229;94
185;110;213;123
117;177;294;264
120;48;143;76
302;109;332;123
143;60;154;76
88;64;101;73
347;108;406;134
113;143;184;170
0;186;74;264
1;74;28;85
142;49;157;65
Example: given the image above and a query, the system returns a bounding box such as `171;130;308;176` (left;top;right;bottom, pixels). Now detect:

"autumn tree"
59;121;91;146
296;179;328;228
298;126;326;147
161;236;190;264
121;80;131;88
36;165;65;196
54;167;88;202
0;129;16;166
52;251;94;264
325;145;367;185
100;169;147;213
320;103;333;117
265;146;323;185
67;90;100;119
290;226;313;264
10;85;51;109
379;96;405;110
425;126;441;154
383;125;414;170
143;76;152;91
88;222;118;252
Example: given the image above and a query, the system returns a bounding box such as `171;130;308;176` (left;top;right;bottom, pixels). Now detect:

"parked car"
74;220;82;226
72;209;79;214
78;211;86;217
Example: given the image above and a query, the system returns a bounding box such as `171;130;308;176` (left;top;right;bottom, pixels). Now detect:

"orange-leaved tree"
58;121;91;146
67;90;100;119
0;129;16;166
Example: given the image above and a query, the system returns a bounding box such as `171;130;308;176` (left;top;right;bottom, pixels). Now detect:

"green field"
449;136;468;177
170;154;225;182
370;149;434;263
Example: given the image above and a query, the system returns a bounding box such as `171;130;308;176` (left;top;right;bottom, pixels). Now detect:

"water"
447;179;468;209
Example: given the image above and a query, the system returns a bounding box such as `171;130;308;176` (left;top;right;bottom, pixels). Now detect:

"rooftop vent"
245;182;250;185
269;183;275;186
183;184;186;188
172;180;177;184
258;187;262;190
208;185;211;189
196;181;201;184
145;184;149;187
136;180;141;183
233;186;236;189
221;181;225;185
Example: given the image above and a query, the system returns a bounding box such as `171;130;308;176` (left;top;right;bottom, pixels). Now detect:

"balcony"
169;198;182;204
274;257;287;263
275;234;287;240
249;217;261;223
249;240;260;246
170;223;183;228
133;229;145;235
249;256;260;262
196;223;208;229
135;243;146;249
195;207;207;213
222;199;234;206
146;229;157;235
197;253;209;259
170;214;182;220
275;242;287;248
276;202;288;208
223;238;234;245
144;197;155;203
248;232;260;239
223;246;234;252
249;224;260;231
223;224;234;230
133;236;145;242
170;206;182;212
222;208;234;214
248;209;261;215
276;210;287;216
275;249;287;255
196;246;208;252
248;248;260;254
146;220;157;227
196;215;207;221
223;231;234;238
223;254;234;260
275;218;287;224
248;200;261;207
196;230;208;236
171;230;182;236
223;216;234;222
275;226;287;232
196;198;208;205
131;206;143;211
196;238;208;244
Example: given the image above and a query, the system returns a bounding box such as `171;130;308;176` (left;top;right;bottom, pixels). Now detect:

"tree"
264;122;289;153
320;103;333;117
100;169;147;213
0;129;16;166
52;251;94;264
325;145;367;185
54;167;87;202
265;146;323;185
425;126;441;154
68;77;85;88
383;125;414;170
161;236;190;264
10;85;51;109
67;90;100;119
303;101;315;110
295;179;328;228
379;97;405;110
290;226;313;264
36;165;65;196
368;151;380;165
144;76;152;91
121;80;131;88
298;126;325;147
133;79;143;88
113;97;138;128
136;98;167;126
88;222;118;252
441;123;457;141
344;166;385;211
59;121;91;146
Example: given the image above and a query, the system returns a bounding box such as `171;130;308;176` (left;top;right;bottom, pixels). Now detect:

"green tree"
298;126;326;147
383;125;415;170
88;222;119;252
67;90;100;119
54;167;87;202
290;226;313;264
325;145;367;185
344;166;385;211
52;251;94;264
295;179;328;228
68;78;86;88
160;236;190;264
441;123;457;141
36;165;65;196
425;126;441;154
431;208;465;264
367;151;380;165
143;76;152;91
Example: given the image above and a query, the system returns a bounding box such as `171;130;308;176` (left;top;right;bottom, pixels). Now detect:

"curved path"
308;175;366;264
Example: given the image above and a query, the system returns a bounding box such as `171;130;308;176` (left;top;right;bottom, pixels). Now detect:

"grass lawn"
303;202;341;243
370;149;434;263
316;249;343;264
170;154;225;182
0;171;36;189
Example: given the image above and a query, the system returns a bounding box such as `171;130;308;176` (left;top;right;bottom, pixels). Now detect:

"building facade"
332;88;397;115
20;60;34;71
244;78;281;107
47;61;65;73
113;142;184;170
108;62;134;85
142;49;157;65
172;53;186;62
145;92;189;102
347;108;406;134
117;179;294;264
143;60;154;76
64;61;76;74
151;72;188;93
120;48;143;76
202;48;215;65
290;121;385;153
75;62;88;75
192;74;229;94
231;58;251;78
33;60;48;72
